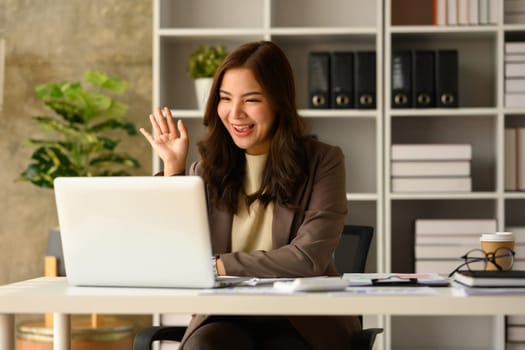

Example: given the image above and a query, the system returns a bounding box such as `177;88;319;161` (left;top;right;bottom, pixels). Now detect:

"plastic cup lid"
480;232;514;242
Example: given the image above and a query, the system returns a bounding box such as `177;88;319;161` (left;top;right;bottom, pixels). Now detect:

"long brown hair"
198;41;307;212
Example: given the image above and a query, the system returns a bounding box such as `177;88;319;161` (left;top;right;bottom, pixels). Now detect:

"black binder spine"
354;51;376;109
331;52;354;109
413;50;436;108
391;50;412;108
308;52;331;109
436;49;459;108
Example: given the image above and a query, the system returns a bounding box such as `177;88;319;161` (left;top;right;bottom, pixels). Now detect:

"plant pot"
194;77;213;110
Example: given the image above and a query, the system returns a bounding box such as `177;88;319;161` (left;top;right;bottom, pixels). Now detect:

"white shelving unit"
153;0;384;275
385;0;525;349
153;0;525;349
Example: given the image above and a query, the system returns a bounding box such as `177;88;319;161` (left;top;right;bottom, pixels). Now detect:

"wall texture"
0;0;152;285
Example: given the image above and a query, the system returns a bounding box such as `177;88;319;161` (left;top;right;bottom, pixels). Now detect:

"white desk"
2;277;525;350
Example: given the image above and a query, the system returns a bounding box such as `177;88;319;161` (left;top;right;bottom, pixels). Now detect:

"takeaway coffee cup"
480;232;515;271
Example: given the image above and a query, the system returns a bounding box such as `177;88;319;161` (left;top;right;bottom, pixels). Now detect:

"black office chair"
335;225;384;350
133;225;383;350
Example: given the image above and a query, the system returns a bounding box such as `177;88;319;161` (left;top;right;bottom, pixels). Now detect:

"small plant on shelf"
187;45;228;79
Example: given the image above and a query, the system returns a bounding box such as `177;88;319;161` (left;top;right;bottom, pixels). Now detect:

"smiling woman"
140;41;360;350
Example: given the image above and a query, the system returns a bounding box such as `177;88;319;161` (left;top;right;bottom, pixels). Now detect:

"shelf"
504;192;525;199
389;25;498;35
300;109;378;119
270;27;378;38
347;193;379;201
389;108;498;117
389;192;499;200
159;28;265;41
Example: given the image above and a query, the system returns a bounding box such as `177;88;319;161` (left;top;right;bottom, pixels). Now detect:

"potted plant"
188;45;228;109
17;71;140;343
19;70;141;189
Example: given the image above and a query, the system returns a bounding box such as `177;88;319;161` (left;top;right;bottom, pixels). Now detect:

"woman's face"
217;67;275;155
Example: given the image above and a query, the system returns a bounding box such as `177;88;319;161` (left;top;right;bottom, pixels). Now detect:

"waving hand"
140;107;189;176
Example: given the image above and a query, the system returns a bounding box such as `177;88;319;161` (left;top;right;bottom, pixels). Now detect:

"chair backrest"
47;228;66;276
334;225;374;273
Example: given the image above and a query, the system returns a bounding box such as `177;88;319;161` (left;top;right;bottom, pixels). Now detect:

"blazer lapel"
209;206;232;254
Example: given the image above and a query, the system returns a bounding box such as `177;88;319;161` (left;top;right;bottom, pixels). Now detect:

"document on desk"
343;273;449;287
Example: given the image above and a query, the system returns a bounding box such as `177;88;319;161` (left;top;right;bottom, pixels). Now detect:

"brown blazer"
180;138;362;349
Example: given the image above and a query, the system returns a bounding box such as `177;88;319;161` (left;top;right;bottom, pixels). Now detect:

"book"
453;270;525;287
354;51;376;109
505;0;525;13
331;52;353;109
488;0;498;24
458;0;469;25
391;50;412;108
391;160;470;177
518;128;525;190
505;128;518;190
507;315;525;325
415;234;482;245
506;94;525;108
505;13;525;25
505;54;525;63
506;79;525;92
415;219;497;235
505;227;525;244
479;0;489;24
508;325;525;342
413;50;436;108
436;50;459;107
415;244;478;259
308;52;331;109
447;0;458;25
391;177;471;192
415;259;459;275
507;342;525;350
433;0;447;25
391;144;472;160
506;42;525;54
468;0;479;25
506;63;525;77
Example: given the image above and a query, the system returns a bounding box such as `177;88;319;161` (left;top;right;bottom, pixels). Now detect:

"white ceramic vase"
194;77;213;110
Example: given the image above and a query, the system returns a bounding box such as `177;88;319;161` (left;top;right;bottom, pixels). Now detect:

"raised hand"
140;107;189;176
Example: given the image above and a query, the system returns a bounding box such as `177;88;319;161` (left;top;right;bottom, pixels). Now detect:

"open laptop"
53;176;250;288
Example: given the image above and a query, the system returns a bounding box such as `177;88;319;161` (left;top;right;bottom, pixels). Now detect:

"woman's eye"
220;96;230;101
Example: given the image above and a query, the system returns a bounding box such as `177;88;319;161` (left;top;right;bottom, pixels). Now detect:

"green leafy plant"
19;71;141;189
188;45;228;79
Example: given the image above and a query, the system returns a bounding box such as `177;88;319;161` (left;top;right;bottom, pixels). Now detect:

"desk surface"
1;277;525;316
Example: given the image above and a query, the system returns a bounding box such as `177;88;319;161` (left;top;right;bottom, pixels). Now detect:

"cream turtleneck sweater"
231;153;273;253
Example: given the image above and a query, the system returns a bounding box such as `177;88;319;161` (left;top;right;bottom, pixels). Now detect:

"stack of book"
414;218;497;275
505;0;525;24
433;0;497;26
506;226;525;270
505;128;525;190
508;316;525;350
391;144;472;193
505;42;525;108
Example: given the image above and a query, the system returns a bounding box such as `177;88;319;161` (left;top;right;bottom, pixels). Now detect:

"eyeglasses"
448;247;515;278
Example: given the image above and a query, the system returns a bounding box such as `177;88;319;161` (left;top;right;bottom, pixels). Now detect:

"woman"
140;41;361;350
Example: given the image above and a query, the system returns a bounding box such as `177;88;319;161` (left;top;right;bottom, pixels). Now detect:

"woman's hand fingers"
155;106;169;134
165;107;179;139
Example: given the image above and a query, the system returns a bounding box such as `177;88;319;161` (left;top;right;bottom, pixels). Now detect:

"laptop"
53;176;250;288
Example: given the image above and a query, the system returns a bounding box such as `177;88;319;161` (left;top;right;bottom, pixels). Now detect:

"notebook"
53;176;250;288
